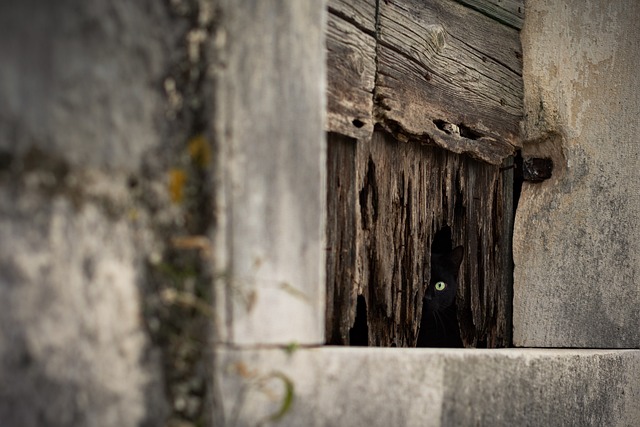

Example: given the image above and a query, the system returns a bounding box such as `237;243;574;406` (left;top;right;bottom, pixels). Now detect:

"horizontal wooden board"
328;0;377;35
454;0;524;30
326;11;376;140
376;0;523;164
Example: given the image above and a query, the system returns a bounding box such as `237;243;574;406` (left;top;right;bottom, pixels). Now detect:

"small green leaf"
266;372;294;422
284;342;299;355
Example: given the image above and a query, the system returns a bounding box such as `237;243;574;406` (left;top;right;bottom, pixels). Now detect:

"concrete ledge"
214;347;640;426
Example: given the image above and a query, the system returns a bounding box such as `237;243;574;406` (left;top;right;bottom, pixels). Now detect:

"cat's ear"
449;246;464;269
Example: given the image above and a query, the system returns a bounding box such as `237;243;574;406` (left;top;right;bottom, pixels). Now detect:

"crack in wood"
329;7;377;38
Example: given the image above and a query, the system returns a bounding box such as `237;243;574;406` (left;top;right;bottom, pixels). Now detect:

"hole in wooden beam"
458;124;483;140
352;118;365;128
433;119;458;135
433;119;484;141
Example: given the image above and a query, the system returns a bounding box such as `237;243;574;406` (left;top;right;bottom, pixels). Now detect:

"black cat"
416;246;464;347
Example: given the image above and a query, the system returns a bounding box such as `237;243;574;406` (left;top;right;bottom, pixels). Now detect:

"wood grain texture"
454;0;525;29
212;0;326;345
328;0;377;34
326;11;376;140
327;130;513;347
325;133;358;344
376;0;523;164
325;0;521;347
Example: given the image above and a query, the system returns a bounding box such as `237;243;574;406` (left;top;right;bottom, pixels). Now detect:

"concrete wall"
0;0;191;424
513;0;640;347
211;0;327;346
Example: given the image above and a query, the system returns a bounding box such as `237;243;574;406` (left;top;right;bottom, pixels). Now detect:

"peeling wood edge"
377;119;516;165
326;0;522;163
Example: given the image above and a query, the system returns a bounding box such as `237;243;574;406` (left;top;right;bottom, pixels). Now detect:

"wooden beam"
376;0;523;164
326;11;376;140
454;0;524;30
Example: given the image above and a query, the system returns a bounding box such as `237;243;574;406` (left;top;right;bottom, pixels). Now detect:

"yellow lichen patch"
168;168;187;203
188;134;211;168
127;208;139;221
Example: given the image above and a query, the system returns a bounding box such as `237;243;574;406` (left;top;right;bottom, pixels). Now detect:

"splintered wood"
325;0;523;347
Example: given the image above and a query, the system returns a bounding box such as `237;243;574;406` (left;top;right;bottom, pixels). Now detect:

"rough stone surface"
0;190;165;426
513;0;640;347
214;347;640;426
0;0;180;424
0;0;174;171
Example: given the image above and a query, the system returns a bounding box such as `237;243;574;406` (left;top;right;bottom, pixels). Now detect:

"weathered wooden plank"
497;156;514;345
329;129;512;347
328;0;377;35
454;0;524;30
450;154;513;347
355;130;432;347
376;0;523;164
326;11;376;140
325;133;358;345
212;0;326;345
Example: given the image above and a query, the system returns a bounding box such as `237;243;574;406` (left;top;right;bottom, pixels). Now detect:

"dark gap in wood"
352;119;365;128
358;155;379;230
328;6;377;38
513;150;524;213
416;225;464;348
433;119;455;135
451;0;524;31
458;124;484;140
433;119;485;141
349;295;369;346
432;225;453;254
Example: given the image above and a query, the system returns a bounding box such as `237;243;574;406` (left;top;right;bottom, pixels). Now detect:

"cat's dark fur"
416;246;464;347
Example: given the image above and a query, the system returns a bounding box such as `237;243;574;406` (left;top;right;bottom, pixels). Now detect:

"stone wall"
0;0;214;425
513;0;640;348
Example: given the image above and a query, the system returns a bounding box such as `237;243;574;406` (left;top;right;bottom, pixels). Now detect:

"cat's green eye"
434;281;446;291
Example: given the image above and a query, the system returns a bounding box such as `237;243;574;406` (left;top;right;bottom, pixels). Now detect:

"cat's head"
424;246;464;313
